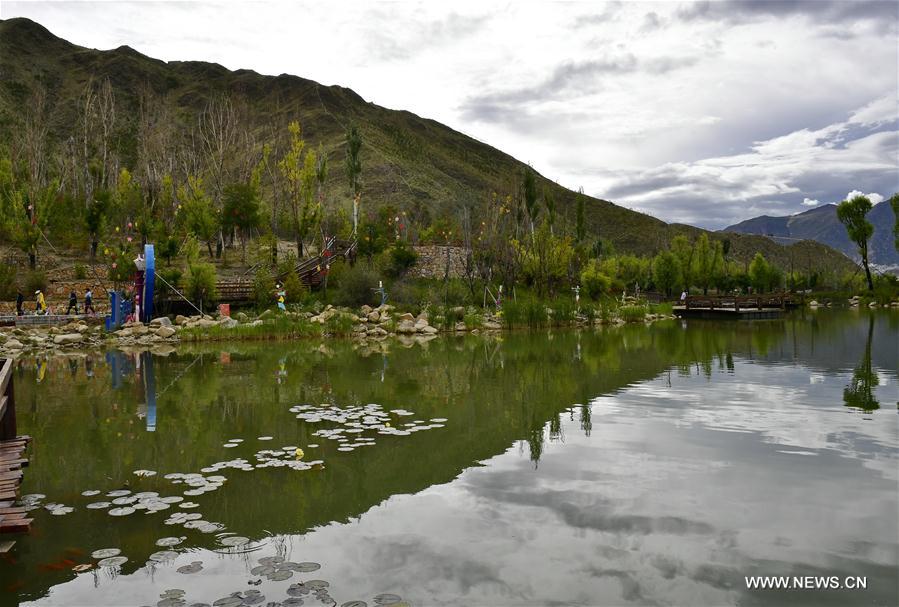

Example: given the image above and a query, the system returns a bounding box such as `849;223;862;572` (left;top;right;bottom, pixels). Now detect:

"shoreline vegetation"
1;292;896;360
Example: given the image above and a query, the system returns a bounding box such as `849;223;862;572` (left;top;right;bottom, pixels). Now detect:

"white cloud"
801;198;820;207
845;190;884;204
2;0;896;229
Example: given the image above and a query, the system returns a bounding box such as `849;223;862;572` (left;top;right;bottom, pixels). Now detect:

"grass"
179;316;323;342
620;305;647;323
649;302;673;315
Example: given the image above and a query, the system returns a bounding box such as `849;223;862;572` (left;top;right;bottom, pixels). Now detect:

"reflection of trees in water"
843;315;879;411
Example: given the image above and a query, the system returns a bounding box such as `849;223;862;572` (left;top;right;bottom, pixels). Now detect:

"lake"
2;310;897;607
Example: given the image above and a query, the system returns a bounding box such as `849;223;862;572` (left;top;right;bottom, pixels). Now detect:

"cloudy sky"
3;0;897;228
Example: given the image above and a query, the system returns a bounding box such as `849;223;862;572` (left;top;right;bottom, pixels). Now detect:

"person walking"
84;288;95;315
66;290;79;315
35;290;47;315
276;283;286;312
15;290;24;316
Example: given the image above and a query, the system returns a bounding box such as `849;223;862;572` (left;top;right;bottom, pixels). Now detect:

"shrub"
332;265;379;307
551;298;576;325
650;302;674;315
157;267;183;299
0;263;17;300
385;241;418;277
25;270;47;295
253;265;276;309
282;271;306;305
325;312;355;335
580;260;612;300
73;263;87;280
524;300;547;328
463;308;483;329
872;274;898;305
185;262;217;310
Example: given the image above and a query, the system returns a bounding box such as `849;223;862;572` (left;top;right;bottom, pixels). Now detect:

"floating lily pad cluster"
284;403;448;453
85;489;186;516
253;446;325;470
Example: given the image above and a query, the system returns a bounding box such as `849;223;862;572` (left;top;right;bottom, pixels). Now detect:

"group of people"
15;288;95;316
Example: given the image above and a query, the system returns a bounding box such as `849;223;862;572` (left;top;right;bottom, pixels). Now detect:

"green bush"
0;263;17;300
551;298;576;325
282;271;306;305
463;308;483;329
73;263;87;280
25;270;47;295
872;274;898;305
325;312;355;335
620;305;647;323
332;264;379;307
580;260;612;300
650;302;674;315
253;265;276;309
157;267;183;299
185;262;218;310
385;241;418;277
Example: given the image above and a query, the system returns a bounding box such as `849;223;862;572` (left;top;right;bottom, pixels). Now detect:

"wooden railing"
684;293;802;311
0;359;16;442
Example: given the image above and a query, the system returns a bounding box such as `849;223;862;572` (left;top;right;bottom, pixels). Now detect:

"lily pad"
212;598;243;607
107;489;132;497
72;563;93;572
112;496;138;505
81;490;101;497
91;548;121;559
149;550;179;562
220;536;250;547
305;580;329;590
97;555;128;567
283;599;305;606
250;565;274;576
373;594;402;606
108;507;136;516
177;561;203;574
134;469;157;477
156;536;184;547
258;556;285;566
267;569;293;581
295;562;321;573
257;436;273;441
179;502;200;509
86;501;111;509
241;595;265;605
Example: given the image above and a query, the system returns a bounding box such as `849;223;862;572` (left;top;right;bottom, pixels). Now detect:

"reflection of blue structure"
140;351;156;432
106;350;134;389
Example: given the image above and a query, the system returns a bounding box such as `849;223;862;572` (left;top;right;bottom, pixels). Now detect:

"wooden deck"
0;358;32;541
674;293;802;320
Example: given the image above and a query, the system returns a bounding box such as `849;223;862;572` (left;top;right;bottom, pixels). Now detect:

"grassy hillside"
0;17;858;274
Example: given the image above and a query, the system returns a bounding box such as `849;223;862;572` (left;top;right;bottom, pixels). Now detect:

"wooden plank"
0;518;32;533
0;359;11;398
0;507;30;515
0;540;14;553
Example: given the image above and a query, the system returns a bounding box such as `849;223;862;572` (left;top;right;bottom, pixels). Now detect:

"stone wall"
408;246;469;279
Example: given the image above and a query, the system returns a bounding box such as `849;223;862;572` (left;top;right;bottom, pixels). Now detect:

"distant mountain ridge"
724;202;898;269
0;17;860;274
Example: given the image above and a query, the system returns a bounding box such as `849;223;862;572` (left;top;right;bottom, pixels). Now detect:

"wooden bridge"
0;358;34;544
675;293;803;319
161;238;357;306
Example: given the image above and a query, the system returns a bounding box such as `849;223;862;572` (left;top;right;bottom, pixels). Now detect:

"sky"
3;0;898;229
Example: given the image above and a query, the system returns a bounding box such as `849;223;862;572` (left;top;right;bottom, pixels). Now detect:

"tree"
652;251;680;296
575;188;586;243
836;194;874;290
345;125;362;236
671;235;694;291
178;176;218;258
222;182;261;261
85;190;110;259
280;121;321;257
580;259;611;300
749;252;773;293
843;315;879;411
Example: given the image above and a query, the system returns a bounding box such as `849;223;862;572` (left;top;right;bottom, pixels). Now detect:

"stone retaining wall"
409;246;469;279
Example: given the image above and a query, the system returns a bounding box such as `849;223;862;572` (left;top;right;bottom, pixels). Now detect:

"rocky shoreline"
0;303;677;359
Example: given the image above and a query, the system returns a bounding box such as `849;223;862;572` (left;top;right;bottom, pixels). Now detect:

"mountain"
724;202;898;269
0;17;858;274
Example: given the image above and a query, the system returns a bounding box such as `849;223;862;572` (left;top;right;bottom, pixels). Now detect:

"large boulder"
131;324;150;336
483;321;502;330
360;304;373;315
197;318;218;329
219;317;239;328
53;333;84;345
396;320;417;334
414;318;429;332
258;309;274;320
175;315;189;325
5;339;24;349
150;316;173;327
421;325;438;335
367;311;381;323
396;312;415;322
155;326;177;338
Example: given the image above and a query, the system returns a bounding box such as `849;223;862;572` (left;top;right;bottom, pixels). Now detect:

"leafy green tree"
178;176;218;258
85;191;110;259
515;220;573;297
652;251;680;296
671;235;694;291
279;121;321;257
836;194;874;290
749;252;773;293
843;315;879;411
222;182;261;259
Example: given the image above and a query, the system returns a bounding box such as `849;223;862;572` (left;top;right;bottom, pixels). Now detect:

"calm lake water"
2;310;897;607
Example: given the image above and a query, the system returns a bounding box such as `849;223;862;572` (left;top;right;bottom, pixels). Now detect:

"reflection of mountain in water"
5;310;897;601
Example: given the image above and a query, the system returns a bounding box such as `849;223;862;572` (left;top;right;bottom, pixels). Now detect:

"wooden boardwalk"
674;293;802;320
0;358;33;543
